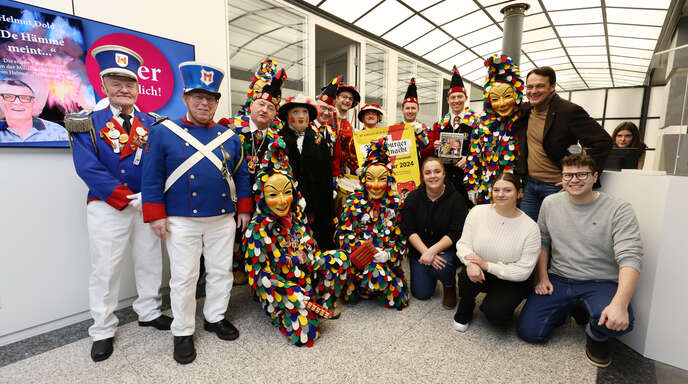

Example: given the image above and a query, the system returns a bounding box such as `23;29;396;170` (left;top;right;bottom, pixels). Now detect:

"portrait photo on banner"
0;0;195;148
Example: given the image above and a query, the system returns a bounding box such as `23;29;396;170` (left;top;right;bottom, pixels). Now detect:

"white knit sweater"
456;204;541;282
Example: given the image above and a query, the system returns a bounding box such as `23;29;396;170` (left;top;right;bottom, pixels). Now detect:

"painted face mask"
288;106;309;132
365;164;389;200
489;82;516;117
264;173;293;217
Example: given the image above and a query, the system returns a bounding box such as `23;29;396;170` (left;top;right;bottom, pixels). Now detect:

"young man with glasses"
515;66;613;222
517;153;643;368
141;62;252;364
0;79;67;143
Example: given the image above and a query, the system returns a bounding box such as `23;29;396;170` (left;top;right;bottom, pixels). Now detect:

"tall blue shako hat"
91;45;143;81
178;61;225;99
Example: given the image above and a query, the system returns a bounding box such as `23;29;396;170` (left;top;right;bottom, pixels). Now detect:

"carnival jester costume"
334;138;409;310
243;139;350;347
464;55;523;204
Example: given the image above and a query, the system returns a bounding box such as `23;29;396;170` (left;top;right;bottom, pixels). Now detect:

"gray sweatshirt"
539;192;643;281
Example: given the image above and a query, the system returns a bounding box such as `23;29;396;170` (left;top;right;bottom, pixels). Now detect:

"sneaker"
173;335;196;364
453;320;469;332
204;319;240;340
585;334;611;368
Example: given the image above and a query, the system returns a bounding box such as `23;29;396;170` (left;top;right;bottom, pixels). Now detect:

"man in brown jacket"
515;66;612;221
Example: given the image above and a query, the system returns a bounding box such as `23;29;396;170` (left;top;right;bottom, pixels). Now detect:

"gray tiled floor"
0;273;674;383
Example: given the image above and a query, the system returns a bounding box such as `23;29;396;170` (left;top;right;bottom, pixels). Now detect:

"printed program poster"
438;131;465;163
353;123;420;199
0;0;194;148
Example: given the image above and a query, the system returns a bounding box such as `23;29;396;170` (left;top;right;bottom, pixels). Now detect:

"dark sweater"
401;183;468;260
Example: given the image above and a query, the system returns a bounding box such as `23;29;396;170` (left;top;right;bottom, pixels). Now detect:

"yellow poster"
353;123;420;199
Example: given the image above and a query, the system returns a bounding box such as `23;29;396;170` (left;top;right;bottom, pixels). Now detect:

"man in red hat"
400;77;432;161
315;76;342;177
430;66;479;206
334;84;360;175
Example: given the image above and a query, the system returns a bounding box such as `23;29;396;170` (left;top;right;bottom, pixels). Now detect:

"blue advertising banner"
0;0;195;147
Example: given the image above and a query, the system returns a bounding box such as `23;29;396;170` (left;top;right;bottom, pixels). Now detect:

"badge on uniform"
100;121;126;153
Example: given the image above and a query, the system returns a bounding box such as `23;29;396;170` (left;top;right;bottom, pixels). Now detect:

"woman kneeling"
402;157;468;308
454;173;540;331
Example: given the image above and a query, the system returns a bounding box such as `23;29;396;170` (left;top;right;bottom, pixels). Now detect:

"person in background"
518;154;643;368
429;66;479;207
65;45;171;362
515;66;613;222
314;76;342;177
0;78;67;143
612;121;647;169
335;84;360;175
343;103;384;174
142;62;252;364
399;77;431;161
402;157;468;309
454;172;540;332
278;94;335;249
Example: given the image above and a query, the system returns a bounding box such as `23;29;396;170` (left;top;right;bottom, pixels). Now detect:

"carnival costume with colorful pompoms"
223;59;285;185
464;55;523;204
334;138;409;310
243;139;350;347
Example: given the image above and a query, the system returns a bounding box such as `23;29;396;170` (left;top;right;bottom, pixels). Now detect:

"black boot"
173;335;196;364
90;337;114;362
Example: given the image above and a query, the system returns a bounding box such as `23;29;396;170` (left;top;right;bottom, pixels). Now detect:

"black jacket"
279;126;334;248
435;120;474;208
514;93;613;177
401;183;468;260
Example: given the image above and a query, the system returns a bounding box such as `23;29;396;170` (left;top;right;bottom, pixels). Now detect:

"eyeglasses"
562;172;592;181
1;93;34;103
338;95;354;101
190;93;218;104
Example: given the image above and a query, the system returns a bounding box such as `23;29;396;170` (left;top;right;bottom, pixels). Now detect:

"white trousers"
87;201;163;341
166;214;235;336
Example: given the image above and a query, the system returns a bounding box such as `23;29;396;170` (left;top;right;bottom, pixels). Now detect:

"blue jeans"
517;274;634;343
409;250;457;300
521;177;561;221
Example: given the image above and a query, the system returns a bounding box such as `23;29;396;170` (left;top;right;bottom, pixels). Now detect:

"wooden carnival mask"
488;82;517;117
364;164;389;200
264;173;294;217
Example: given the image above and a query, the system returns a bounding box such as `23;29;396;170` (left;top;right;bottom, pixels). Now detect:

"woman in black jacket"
402;157;468;309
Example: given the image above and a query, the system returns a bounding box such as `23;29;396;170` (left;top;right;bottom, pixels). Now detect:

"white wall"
603;172;688;370
0;0;231;345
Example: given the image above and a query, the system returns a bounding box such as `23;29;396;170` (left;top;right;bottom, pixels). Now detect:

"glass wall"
227;0;307;116
396;57;441;125
364;43;387;123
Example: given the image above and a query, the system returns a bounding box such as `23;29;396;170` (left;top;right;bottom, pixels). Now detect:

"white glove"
373;249;390;263
126;192;142;210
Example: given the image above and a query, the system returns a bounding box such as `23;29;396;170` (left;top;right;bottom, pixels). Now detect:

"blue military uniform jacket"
67;107;155;210
141;117;252;222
